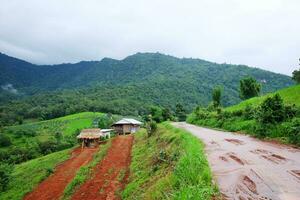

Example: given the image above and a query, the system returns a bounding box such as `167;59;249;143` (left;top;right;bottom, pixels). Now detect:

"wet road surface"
173;122;300;200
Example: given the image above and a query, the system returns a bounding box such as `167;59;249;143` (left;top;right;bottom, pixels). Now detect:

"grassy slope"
188;85;300;145
3;112;103;148
0;148;72;200
122;122;218;200
226;84;300;112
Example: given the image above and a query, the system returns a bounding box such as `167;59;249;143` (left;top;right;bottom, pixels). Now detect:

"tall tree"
212;86;222;107
239;77;261;100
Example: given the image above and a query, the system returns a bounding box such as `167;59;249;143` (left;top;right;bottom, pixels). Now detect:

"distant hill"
0;52;294;125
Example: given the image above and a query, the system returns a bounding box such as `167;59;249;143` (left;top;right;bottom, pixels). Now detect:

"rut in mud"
71;135;133;200
173;122;300;200
24;147;98;200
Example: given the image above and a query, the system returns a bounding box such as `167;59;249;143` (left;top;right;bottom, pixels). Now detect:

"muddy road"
173;122;300;200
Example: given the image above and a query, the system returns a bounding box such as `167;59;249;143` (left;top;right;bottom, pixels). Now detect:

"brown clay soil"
173;122;300;200
23;147;98;200
71;135;133;200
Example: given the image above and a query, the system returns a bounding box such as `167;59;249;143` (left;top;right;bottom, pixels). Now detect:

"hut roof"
113;118;142;125
77;128;103;139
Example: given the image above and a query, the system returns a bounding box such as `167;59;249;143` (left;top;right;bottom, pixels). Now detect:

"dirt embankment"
23;147;98;200
173;122;300;200
71;135;134;200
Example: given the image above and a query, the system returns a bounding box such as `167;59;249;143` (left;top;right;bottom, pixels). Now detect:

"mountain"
0;52;294;125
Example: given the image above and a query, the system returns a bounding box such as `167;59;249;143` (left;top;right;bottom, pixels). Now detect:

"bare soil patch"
24;147;98;200
71;135;133;200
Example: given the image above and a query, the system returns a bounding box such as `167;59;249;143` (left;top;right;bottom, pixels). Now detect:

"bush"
0;164;13;192
243;105;255;120
286;118;300;146
0;134;12;147
257;94;285;124
146;121;157;137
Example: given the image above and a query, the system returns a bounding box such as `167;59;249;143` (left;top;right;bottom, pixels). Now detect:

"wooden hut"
112;118;142;135
77;128;102;148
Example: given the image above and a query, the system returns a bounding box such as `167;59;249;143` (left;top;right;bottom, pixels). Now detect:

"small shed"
77;128;103;148
112;118;142;135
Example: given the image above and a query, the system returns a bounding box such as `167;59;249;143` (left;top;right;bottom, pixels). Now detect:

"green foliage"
188;86;300;146
98;114;116;129
0;112;102;165
146;121;157;137
239;76;261;100
292;68;300;83
122;123;218;200
0;164;13;192
0;134;11;147
212;86;222;107
62;140;112;199
175;104;186;121
0;148;71;200
0;53;293;126
257;94;285;124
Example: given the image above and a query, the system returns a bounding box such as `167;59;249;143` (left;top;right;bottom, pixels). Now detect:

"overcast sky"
0;0;299;75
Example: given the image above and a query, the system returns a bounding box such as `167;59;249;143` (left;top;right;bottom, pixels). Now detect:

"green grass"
226;85;300;112
0;148;72;200
3;112;103;149
122;122;218;200
62;140;112;200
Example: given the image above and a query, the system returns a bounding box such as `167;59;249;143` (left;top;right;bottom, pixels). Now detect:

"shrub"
257;94;285;124
243;105;255;120
0;164;13;192
0;134;12;147
146;121;157;137
286;118;300;146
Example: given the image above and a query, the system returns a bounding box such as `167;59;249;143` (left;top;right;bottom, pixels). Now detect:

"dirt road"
173;122;300;200
71;135;133;200
24;147;98;200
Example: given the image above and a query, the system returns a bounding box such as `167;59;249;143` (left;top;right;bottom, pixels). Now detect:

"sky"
0;0;299;75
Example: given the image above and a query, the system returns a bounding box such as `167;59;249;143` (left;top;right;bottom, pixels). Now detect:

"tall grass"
122;122;218;200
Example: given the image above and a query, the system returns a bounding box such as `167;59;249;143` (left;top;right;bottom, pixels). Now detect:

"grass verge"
0;148;72;200
122;122;218;200
62;140;112;199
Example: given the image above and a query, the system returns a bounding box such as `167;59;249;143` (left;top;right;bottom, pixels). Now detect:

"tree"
175;104;186;121
212;86;222;107
162;107;173;121
292;59;300;83
239;77;261;100
257;94;285;124
149;106;163;123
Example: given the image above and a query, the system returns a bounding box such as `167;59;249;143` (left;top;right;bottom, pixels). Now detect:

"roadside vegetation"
0;148;72;200
62;140;112;199
122;122;218;200
188;84;300;146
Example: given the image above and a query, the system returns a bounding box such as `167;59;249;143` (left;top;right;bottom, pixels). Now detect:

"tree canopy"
239;76;261;100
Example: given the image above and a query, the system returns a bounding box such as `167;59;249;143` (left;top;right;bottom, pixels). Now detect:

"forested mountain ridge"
0;52;294;125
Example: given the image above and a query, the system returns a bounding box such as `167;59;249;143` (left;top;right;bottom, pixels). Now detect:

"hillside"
226;84;300;112
0;112;103;165
0;52;294;125
187;85;300;146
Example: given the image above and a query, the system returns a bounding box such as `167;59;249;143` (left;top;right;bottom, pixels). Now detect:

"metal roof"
77;128;103;139
113;118;142;125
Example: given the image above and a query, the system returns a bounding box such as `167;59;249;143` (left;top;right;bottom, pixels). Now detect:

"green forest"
0;52;293;126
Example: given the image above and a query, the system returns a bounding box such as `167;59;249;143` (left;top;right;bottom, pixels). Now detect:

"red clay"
24;147;98;200
71;135;133;200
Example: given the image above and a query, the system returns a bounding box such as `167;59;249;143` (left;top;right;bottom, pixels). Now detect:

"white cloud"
0;0;299;75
